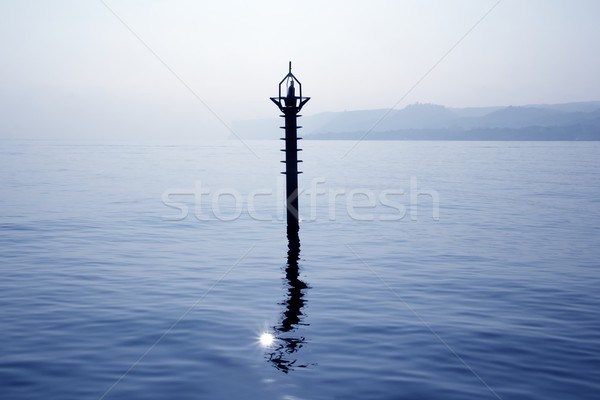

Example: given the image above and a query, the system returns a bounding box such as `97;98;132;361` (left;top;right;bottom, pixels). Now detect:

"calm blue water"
1;140;599;399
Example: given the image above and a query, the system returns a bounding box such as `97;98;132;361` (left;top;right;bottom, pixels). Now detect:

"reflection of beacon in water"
267;237;309;373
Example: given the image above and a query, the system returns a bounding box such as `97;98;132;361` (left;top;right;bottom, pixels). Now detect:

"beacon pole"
270;62;310;241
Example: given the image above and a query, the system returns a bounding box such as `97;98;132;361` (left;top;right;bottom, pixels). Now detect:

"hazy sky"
1;0;599;142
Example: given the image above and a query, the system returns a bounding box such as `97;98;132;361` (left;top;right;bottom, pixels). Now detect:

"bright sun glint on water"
260;332;274;347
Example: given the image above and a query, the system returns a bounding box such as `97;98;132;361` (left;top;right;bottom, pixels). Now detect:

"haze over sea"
1;139;599;400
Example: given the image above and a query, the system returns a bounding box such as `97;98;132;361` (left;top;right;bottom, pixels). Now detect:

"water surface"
1;140;599;399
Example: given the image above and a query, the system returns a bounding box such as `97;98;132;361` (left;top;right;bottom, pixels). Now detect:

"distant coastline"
233;101;600;141
308;126;600;141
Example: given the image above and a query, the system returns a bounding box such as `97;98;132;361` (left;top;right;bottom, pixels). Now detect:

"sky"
1;0;599;142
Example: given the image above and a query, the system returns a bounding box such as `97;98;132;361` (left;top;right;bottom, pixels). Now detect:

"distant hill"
233;101;600;140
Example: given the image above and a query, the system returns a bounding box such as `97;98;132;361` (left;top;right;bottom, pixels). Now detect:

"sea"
1;140;599;400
